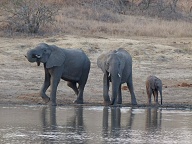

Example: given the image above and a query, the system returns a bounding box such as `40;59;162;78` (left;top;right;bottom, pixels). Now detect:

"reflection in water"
41;106;57;143
64;105;87;144
40;105;87;144
103;107;121;138
144;108;162;144
102;107;135;143
0;106;191;144
145;108;162;132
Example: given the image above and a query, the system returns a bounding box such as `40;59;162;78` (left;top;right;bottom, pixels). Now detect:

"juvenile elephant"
146;75;162;105
97;48;137;105
26;43;90;105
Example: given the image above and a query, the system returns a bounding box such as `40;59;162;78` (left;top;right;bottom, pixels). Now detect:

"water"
0;105;191;144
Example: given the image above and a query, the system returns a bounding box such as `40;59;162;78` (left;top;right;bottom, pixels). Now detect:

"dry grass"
53;6;192;38
1;0;192;38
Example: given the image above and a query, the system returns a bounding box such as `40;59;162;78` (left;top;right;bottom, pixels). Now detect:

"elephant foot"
117;100;122;104
42;97;50;103
156;102;160;106
131;101;137;105
110;98;117;105
148;103;152;106
73;99;83;104
103;101;111;106
50;102;57;106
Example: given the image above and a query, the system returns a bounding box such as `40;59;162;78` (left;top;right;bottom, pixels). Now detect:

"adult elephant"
97;48;137;105
26;43;90;106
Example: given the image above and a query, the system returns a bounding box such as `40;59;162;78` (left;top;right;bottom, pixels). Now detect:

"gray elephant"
26;43;90;105
97;48;137;105
146;75;162;105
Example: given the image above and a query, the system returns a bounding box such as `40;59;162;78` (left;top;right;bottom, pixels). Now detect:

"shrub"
1;0;59;34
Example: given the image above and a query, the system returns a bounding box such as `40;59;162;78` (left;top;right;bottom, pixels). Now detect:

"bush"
1;0;59;34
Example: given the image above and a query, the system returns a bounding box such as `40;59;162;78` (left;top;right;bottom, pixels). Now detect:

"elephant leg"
146;88;152;105
50;76;60;106
154;90;159;104
127;76;137;105
49;68;63;106
159;89;163;105
40;67;51;103
152;91;155;102
67;81;79;95
74;62;90;104
103;73;110;105
102;107;109;133
73;75;88;104
117;84;122;104
110;80;118;106
73;82;85;104
40;81;50;103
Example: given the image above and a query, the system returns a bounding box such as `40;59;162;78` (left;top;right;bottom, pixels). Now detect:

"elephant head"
98;50;125;80
26;43;66;68
97;50;126;104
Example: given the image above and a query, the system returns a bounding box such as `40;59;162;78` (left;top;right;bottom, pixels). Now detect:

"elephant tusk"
35;55;41;58
108;73;110;77
118;73;121;77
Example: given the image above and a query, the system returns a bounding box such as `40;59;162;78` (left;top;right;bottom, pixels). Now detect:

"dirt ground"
0;35;191;108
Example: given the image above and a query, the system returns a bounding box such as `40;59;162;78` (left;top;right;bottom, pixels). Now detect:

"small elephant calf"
146;75;162;105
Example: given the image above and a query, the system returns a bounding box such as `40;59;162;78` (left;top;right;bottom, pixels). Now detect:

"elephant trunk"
26;49;41;66
159;88;163;105
26;49;37;62
110;73;121;105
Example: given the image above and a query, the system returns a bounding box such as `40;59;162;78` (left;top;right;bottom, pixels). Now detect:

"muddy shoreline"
0;35;191;109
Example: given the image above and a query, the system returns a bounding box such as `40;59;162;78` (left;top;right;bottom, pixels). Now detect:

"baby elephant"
146;76;162;105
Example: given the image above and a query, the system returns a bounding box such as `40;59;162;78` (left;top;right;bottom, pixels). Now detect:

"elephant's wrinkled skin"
97;48;137;105
146;75;163;105
26;43;90;105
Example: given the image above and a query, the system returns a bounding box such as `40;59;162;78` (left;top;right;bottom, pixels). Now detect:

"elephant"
97;48;137;105
146;75;162;105
25;43;90;105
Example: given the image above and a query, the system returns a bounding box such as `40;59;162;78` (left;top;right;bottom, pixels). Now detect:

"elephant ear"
97;53;108;73
46;46;66;68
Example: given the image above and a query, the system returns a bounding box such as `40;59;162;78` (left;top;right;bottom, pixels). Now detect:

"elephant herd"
26;43;163;106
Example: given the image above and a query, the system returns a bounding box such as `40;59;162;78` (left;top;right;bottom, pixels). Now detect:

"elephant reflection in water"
102;107;135;140
41;106;58;143
41;106;87;144
62;106;87;143
145;108;162;132
65;106;86;135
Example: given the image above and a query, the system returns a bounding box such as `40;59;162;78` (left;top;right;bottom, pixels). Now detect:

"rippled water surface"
0;105;191;144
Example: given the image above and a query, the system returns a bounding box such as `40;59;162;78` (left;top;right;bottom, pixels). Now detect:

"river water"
0;105;191;144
